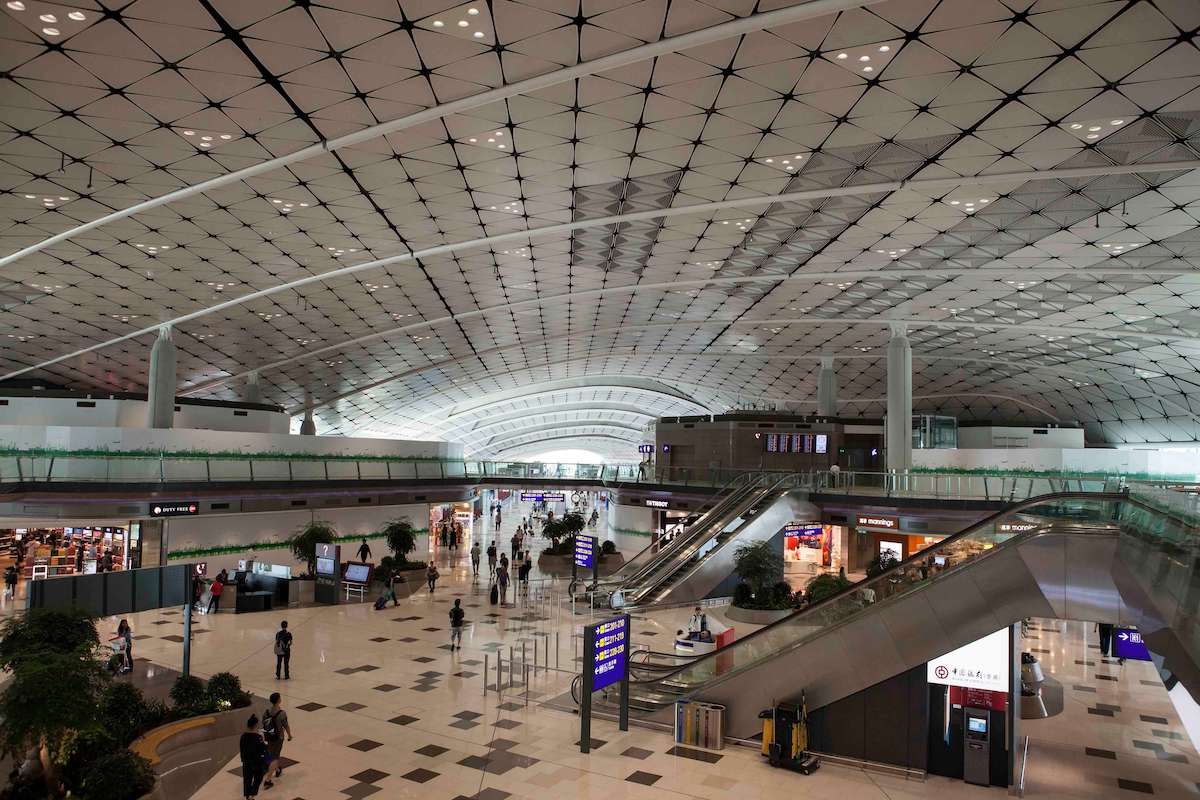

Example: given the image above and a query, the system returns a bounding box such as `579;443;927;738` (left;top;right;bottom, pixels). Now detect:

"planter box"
725;605;794;625
536;552;625;576
134;706;251;800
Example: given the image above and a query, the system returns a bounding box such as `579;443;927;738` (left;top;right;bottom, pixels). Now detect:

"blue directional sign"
520;491;566;502
1113;627;1152;661
574;535;597;569
587;615;630;692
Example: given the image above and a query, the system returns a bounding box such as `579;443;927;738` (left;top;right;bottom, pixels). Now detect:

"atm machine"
964;707;990;786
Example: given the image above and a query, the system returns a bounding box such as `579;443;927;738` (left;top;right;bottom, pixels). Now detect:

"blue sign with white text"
1113;627;1152;661
574;535;596;569
589;615;629;692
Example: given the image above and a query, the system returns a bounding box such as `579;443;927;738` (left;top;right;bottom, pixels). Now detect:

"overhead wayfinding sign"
1113;627;1152;661
150;501;199;517
521;491;565;502
574;535;597;569
784;521;823;536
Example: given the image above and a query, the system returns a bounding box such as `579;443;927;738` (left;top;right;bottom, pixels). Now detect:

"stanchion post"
509;646;515;688
496;652;503;698
524;663;530;707
483;653;489;695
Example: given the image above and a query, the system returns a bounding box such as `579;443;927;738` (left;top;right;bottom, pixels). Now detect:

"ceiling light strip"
0;0;884;272
7;158;1199;386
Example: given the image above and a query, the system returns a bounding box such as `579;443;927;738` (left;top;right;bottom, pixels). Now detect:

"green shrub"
206;672;247;710
600;540;617;555
768;581;794;609
733;541;784;597
0;607;99;671
806;573;853;605
169;675;214;716
866;552;900;579
78;749;155;800
53;726;118;792
732;582;753;608
98;682;155;746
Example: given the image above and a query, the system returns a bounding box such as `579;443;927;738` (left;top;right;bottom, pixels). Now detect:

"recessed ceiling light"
457;19;468;27
67;10;85;21
878;45;890;52
467;6;479;14
764;158;773;163
1086;134;1099;139
219;133;231;140
949;200;960;205
433;19;444;26
183;130;195;136
6;2;26;11
1069;123;1082;130
201;135;212;141
38;12;54;22
473;30;483;37
862;66;873;72
41;26;58;35
1110;119;1124;125
836;52;848;59
858;55;870;62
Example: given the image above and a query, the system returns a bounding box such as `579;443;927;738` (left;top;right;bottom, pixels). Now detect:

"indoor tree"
380;518;419;566
732;540;784;605
289;520;337;575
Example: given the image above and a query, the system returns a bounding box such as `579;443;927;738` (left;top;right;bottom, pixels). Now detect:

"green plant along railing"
165;528;431;561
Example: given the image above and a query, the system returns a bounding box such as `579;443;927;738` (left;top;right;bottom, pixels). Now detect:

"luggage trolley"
759;693;820;775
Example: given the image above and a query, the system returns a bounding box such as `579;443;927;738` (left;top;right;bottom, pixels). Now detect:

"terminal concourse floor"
1021;618;1200;799
112;527;1004;800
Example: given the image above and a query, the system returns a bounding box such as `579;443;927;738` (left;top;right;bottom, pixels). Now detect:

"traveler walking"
207;573;224;614
356;538;372;562
116;618;134;673
511;533;519;561
449;598;466;651
261;692;293;789
426;563;440;593
3;564;16;599
239;714;268;800
1097;622;1114;657
274;621;293;680
486;542;497;576
496;562;510;606
470;541;481;575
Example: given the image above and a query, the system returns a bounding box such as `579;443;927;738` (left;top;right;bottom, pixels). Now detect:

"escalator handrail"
625;490;1135;692
610;475;772;589
623;474;796;601
604;472;761;581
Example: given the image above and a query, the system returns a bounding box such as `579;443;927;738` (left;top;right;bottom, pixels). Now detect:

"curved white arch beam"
458;411;654;441
471;423;645;455
10;158;1200;386
293;314;1192;417
434;403;657;437
440;376;711;419
487;434;640;458
176;264;1190;396
0;0;881;272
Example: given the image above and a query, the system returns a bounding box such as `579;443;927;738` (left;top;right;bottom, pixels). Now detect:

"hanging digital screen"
815;434;828;454
765;433;780;452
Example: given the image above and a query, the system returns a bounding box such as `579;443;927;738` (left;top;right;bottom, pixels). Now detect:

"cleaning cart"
759;693;820;775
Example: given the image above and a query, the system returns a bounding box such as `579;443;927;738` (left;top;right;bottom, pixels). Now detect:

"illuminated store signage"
855;514;898;530
150;501;199;517
998;522;1037;532
645;499;669;508
927;628;1008;692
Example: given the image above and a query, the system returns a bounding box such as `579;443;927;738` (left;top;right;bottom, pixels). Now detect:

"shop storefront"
2;524;132;580
782;521;849;587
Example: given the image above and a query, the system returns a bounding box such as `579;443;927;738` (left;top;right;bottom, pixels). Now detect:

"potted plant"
288;520;337;577
726;541;795;623
377;519;427;597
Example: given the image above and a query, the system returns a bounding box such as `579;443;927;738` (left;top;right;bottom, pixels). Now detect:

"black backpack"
262;709;280;743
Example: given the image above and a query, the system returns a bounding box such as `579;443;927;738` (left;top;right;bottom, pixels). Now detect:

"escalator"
594;487;1200;738
600;475;816;608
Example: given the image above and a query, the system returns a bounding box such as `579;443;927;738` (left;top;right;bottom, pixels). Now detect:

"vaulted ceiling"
1;0;1199;457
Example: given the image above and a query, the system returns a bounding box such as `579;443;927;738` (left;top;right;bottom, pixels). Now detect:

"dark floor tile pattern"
626;770;661;785
401;767;440;784
1116;778;1154;794
1085;747;1117;759
666;745;723;763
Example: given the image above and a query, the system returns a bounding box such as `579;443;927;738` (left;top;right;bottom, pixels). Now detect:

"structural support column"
817;355;837;417
243;370;262;405
299;397;316;436
885;322;912;472
146;326;176;429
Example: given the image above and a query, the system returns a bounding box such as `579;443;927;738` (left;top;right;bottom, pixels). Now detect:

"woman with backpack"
261;692;293;790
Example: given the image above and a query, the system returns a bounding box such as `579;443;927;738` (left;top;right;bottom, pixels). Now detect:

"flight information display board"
763;432;829;454
574;535;597;569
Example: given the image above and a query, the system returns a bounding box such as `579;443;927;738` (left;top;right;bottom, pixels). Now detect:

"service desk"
233;573;290;613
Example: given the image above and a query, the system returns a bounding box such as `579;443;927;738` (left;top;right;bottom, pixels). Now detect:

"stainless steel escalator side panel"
694;531;1126;738
968;544;1058;630
1016;533;1069;618
647;489;813;605
1064;533;1122;623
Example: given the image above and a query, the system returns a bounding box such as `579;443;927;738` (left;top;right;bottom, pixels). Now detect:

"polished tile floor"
110;512;1011;800
1021;618;1200;798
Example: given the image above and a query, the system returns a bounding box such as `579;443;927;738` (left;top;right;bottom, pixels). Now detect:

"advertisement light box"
927;628;1009;693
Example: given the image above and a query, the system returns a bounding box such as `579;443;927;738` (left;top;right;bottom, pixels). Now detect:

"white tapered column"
885;323;912;471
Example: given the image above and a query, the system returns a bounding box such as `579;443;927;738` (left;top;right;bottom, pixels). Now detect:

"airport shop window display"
3;526;127;580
